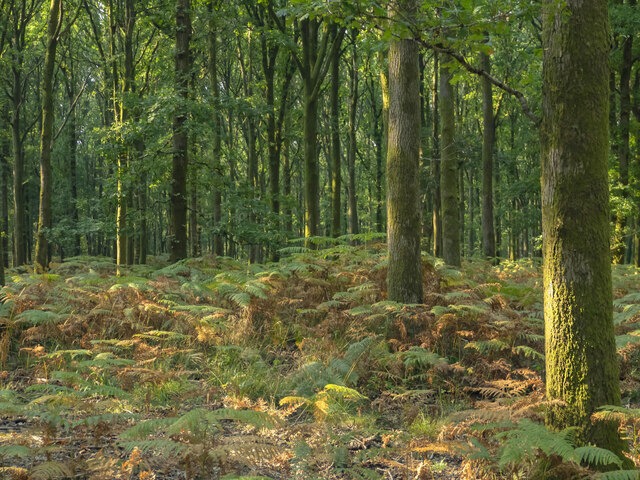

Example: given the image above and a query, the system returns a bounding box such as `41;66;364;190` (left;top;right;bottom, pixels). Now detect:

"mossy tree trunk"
208;0;224;257
35;0;62;273
542;0;627;455
432;53;442;257
170;0;191;262
347;31;359;236
440;57;460;267
330;27;341;238
386;0;422;304
480;49;496;261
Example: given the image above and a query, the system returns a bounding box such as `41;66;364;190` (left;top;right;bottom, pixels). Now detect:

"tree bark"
330;30;341;238
386;0;422;304
432;53;442;257
440;57;460;266
170;0;191;262
35;0;62;273
480;49;496;261
347;32;359;236
208;1;224;257
542;0;627;455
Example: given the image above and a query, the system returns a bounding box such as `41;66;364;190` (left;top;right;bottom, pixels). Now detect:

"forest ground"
1;239;640;480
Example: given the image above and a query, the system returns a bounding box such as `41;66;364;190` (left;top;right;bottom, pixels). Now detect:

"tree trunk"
612;0;635;264
386;0;422;304
440;58;460;266
542;0;627;455
170;0;191;262
1;126;8;268
208;1;224;257
480;49;496;261
35;0;61;273
347;33;359;235
330;33;341;238
379;52;389;233
432;53;442;257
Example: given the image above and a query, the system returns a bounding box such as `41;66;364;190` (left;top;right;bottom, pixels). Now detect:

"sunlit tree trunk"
431;53;442;257
386;0;422;303
542;0;627;455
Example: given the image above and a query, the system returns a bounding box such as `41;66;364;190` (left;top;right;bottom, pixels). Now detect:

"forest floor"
1;240;640;480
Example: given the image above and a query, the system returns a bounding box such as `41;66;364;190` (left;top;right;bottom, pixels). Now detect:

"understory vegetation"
2;240;640;479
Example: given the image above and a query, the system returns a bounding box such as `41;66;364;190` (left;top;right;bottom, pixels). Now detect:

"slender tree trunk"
347;33;359;235
170;0;191;262
432;53;442;257
440;57;460;266
1;127;8;268
386;0;422;303
208;2;224;257
11;53;25;266
190;181;199;257
35;0;61;273
330;34;341;238
542;0;627;455
379;52;389;233
480;49;496;261
612;1;635;264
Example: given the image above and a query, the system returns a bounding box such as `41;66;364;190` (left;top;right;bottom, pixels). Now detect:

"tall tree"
347;30;359;235
35;0;62;273
170;0;191;262
440;57;460;266
330;23;341;238
480;47;495;261
386;0;422;304
208;0;224;257
542;0;627;455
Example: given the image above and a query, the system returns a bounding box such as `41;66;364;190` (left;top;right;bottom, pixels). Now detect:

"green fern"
573;446;622;468
14;310;68;326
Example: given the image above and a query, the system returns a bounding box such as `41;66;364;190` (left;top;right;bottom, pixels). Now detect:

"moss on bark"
542;0;627;457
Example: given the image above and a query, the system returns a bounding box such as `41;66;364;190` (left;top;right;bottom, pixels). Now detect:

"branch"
419;38;540;126
53;72;90;141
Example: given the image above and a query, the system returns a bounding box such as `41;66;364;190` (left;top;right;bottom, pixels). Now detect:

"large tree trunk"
480;49;496;261
542;0;627;455
386;0;422;304
440;58;460;266
170;0;191;262
35;0;61;273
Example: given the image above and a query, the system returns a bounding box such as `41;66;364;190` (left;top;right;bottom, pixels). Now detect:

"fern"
30;461;73;480
399;347;447;369
0;445;32;459
573;446;622;467
14;310;68;326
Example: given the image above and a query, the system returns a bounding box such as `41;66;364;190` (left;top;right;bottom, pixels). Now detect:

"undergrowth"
0;244;639;479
